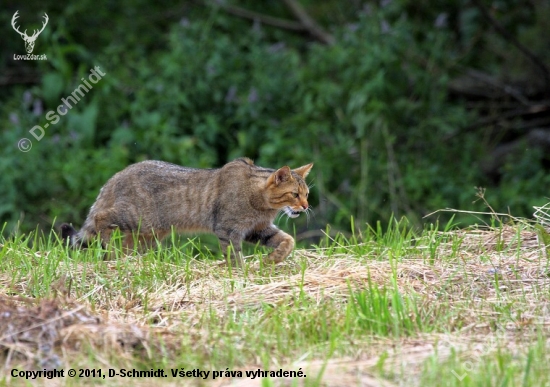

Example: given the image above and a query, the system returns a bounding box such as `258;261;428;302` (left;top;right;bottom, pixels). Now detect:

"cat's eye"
293;193;299;198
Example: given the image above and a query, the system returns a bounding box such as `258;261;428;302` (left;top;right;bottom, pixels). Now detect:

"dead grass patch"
1;224;549;385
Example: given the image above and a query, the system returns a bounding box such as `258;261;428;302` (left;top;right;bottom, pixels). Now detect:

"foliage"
0;0;548;235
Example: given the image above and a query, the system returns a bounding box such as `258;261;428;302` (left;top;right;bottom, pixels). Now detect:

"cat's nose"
302;203;308;210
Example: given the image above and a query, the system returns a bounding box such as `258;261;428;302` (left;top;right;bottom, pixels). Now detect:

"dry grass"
1;223;550;385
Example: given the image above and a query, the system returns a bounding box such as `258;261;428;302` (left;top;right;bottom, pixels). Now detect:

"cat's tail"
60;223;89;249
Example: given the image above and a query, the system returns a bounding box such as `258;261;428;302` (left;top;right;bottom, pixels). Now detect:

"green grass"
1;217;550;386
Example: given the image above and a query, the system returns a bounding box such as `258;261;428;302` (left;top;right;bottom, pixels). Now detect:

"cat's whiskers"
306;207;315;226
274;210;284;224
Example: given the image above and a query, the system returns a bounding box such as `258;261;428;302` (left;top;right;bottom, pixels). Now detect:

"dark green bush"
1;1;548;236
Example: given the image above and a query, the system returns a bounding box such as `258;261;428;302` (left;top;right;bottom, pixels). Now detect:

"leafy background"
1;0;549;240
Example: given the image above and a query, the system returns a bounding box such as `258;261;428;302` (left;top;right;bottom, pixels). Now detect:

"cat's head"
265;163;313;218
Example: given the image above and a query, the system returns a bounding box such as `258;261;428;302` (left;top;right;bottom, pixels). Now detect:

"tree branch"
281;0;335;45
212;1;306;32
472;0;550;90
199;1;334;45
465;68;530;106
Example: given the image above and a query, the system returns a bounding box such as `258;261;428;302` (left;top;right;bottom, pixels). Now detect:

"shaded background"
1;0;550;240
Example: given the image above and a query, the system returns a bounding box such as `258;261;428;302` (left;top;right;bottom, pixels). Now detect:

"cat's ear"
293;163;313;178
267;166;292;186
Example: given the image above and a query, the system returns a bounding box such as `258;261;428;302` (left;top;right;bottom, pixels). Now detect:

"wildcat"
61;158;313;265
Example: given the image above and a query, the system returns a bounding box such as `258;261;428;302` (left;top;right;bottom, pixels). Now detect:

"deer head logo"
11;11;49;54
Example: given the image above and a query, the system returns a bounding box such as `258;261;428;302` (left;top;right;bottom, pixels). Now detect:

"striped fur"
61;158;313;265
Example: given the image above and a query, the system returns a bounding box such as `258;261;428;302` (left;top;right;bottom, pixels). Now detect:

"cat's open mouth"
283;207;302;218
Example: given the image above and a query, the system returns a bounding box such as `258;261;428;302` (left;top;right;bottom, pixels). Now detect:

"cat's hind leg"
216;231;245;267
